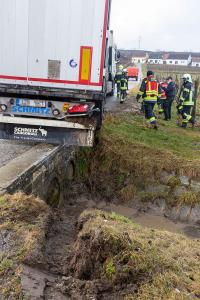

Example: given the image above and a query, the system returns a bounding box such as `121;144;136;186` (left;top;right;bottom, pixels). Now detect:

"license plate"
16;99;46;108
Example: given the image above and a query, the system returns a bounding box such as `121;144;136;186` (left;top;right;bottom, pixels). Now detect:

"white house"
148;53;163;64
192;58;200;67
191;54;200;67
163;53;191;66
132;51;148;64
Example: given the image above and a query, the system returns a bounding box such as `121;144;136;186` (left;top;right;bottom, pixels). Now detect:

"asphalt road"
105;64;143;113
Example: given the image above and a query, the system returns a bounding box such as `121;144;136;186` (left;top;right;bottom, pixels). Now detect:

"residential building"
191;53;200;67
132;51;148;64
148;53;163;64
164;53;191;66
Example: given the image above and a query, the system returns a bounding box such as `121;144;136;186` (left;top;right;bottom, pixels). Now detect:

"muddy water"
95;202;200;239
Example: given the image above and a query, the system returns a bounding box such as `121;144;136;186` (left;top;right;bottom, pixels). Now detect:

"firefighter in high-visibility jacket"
177;74;194;128
158;82;167;115
119;69;129;103
136;71;162;129
115;65;124;97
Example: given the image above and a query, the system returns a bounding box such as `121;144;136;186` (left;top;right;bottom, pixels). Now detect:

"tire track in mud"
21;184;96;300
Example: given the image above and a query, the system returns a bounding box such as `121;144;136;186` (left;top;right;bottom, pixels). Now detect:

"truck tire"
96;100;105;130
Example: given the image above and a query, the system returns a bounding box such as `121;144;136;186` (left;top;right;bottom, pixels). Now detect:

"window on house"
169;61;172;64
150;60;153;63
155;60;158;63
175;61;178;64
196;64;199;67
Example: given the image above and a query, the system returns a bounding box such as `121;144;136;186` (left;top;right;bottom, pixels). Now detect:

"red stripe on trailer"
0;75;101;86
0;75;27;81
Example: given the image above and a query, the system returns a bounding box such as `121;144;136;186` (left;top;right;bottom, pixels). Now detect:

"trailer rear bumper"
0;116;94;146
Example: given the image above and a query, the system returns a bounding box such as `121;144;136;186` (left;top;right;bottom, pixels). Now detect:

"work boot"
181;123;187;128
150;122;158;130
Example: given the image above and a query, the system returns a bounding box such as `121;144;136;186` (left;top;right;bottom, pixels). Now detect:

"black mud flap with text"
0;123;94;146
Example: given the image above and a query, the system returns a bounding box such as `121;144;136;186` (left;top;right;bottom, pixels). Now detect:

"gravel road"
0;140;33;168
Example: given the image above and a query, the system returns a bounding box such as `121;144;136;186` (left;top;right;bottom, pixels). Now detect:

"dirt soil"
1;188;200;300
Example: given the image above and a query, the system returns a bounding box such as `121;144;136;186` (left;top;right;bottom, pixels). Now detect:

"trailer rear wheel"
95;100;105;130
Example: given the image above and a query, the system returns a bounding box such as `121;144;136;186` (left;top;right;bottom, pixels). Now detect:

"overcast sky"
110;0;200;52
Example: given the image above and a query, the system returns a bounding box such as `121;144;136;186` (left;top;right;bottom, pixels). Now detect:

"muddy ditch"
1;189;200;300
2;121;200;298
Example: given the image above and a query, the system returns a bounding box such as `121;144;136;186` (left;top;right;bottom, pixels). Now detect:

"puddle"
97;203;200;239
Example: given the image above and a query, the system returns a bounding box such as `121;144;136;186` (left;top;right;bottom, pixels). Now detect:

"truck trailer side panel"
0;0;110;91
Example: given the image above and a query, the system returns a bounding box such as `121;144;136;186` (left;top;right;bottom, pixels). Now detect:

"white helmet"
182;74;192;83
119;65;124;71
123;68;127;73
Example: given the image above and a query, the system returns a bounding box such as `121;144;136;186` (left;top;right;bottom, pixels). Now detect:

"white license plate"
17;99;46;108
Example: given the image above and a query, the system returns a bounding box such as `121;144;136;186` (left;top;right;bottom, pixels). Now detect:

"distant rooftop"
167;53;190;60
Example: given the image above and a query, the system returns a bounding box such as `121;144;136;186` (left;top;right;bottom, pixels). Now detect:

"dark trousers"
116;83;120;95
144;102;156;124
163;97;174;120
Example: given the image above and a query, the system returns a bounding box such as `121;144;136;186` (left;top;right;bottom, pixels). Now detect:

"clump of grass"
0;193;50;299
74;209;200;299
119;184;137;201
167;176;181;188
110;212;132;224
140;191;168;203
105;258;116;279
0;258;14;275
177;191;200;206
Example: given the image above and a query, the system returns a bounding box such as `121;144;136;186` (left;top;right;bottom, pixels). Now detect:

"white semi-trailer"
0;0;116;146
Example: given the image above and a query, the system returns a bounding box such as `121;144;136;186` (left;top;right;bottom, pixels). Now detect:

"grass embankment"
0;193;50;299
71;209;200;299
78;111;200;206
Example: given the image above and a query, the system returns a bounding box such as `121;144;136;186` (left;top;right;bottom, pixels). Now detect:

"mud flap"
0;116;94;146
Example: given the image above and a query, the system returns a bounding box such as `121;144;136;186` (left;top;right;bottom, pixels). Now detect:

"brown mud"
18;183;200;300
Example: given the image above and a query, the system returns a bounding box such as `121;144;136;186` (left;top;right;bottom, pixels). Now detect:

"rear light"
1;104;7;112
68;104;89;114
52;109;60;116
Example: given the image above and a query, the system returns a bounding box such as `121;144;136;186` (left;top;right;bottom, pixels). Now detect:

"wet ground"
105;80;139;113
105;64;142;113
21;192;200;299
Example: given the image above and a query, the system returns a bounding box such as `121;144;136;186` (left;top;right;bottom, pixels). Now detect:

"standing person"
162;76;176;120
158;81;167;115
114;65;124;97
136;71;162;129
177;74;194;128
119;69;129;103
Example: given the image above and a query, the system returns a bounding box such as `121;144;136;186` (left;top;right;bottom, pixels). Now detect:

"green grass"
105;258;116;279
103;112;200;161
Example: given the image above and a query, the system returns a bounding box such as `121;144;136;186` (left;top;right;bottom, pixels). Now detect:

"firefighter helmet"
182;74;192;83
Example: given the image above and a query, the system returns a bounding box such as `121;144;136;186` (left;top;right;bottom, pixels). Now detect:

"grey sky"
110;0;200;52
